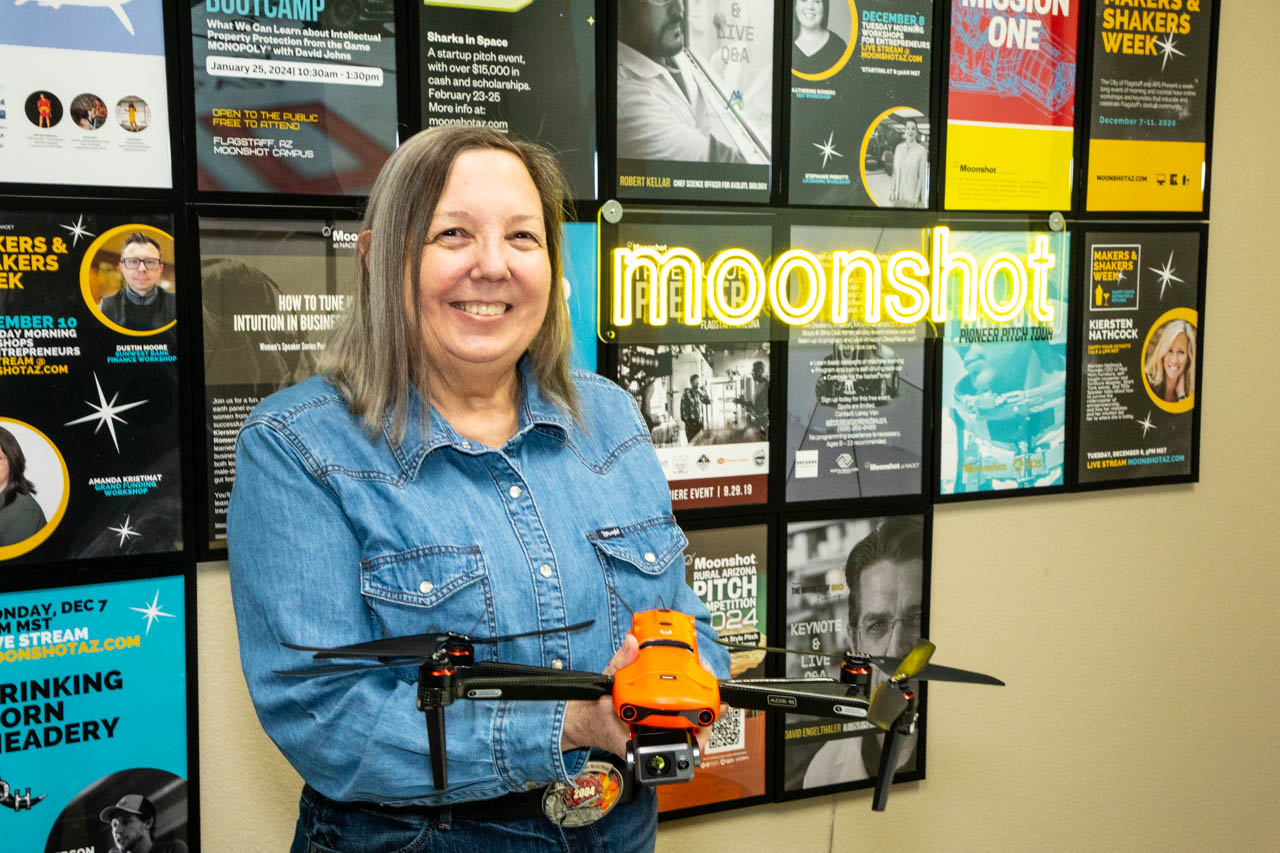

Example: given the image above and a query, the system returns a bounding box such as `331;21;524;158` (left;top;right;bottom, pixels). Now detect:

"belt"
304;783;548;823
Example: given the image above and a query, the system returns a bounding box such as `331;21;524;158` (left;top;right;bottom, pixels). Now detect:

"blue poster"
562;221;597;373
938;230;1070;495
0;575;188;852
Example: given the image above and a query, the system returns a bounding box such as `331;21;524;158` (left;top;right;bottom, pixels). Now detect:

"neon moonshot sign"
611;227;1058;328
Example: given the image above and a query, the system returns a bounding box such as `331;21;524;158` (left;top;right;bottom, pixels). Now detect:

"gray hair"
323;125;578;446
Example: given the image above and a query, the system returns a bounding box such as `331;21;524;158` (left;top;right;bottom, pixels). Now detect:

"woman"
0;426;47;547
792;0;847;76
227;126;727;852
1144;319;1196;403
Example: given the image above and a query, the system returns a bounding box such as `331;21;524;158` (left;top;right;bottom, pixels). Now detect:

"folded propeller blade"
275;658;427;677
712;637;842;660
283;620;595;661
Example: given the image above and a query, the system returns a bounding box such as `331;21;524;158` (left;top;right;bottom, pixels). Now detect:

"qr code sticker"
707;706;744;754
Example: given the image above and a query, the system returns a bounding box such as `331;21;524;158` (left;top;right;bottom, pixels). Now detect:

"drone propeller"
866;640;933;730
713;636;1003;687
282;619;595;661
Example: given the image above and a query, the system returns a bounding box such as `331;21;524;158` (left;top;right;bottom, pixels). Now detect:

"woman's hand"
561;634;638;758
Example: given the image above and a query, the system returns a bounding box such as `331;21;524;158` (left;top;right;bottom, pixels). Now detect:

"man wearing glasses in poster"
100;232;175;331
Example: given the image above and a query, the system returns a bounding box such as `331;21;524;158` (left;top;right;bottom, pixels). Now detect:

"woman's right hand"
560;634;638;758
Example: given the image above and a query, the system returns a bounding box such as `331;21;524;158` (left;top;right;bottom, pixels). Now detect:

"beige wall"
197;5;1280;849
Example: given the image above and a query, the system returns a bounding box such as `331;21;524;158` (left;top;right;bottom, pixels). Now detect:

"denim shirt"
227;362;729;805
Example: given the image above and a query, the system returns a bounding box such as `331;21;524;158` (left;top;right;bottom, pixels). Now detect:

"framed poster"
615;0;773;202
784;225;926;502
943;0;1078;210
1085;0;1216;212
188;1;399;195
0;209;183;564
420;0;597;200
617;343;770;510
197;214;359;549
658;522;768;815
562;221;598;374
1076;229;1203;486
788;0;934;208
0;574;189;853
937;229;1070;498
781;513;927;795
0;0;172;190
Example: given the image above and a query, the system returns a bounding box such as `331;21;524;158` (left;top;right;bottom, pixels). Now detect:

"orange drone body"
612;609;720;729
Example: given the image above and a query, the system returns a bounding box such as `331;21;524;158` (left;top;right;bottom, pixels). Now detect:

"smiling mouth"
452;301;510;316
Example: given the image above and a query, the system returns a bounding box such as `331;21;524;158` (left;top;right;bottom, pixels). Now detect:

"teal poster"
0;575;188;852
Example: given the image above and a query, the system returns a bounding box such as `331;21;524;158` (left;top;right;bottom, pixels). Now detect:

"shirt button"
539;564;553;578
419;581;433;594
459;440;471;450
508;485;522;499
644;552;656;564
551;659;564;669
523;780;538;790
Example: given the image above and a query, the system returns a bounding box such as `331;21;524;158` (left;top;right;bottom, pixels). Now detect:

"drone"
281;608;1002;811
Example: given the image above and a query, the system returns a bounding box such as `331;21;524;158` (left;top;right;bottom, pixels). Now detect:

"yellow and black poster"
0;209;182;565
1086;1;1213;212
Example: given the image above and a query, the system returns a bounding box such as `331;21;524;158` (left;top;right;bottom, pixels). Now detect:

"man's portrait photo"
83;226;177;333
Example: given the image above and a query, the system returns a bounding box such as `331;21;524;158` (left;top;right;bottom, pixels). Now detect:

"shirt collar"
387;357;571;478
617;41;674;81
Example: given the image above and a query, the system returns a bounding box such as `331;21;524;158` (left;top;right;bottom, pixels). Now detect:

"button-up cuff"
493;699;586;788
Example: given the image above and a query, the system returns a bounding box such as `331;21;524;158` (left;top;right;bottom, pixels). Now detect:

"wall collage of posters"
0;0;1217;843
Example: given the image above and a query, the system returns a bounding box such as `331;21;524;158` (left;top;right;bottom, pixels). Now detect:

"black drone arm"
718;679;869;719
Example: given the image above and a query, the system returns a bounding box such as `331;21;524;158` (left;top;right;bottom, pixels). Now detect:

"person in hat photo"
99;794;188;853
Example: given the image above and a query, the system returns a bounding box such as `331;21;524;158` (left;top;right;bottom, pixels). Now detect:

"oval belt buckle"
541;760;626;827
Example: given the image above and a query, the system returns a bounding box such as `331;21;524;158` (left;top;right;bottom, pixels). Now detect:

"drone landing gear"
625;729;700;785
871;691;917;812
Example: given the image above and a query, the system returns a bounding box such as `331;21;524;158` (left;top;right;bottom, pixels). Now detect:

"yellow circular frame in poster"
859;105;928;206
0;417;71;561
79;223;177;337
791;0;858;81
1141;307;1198;414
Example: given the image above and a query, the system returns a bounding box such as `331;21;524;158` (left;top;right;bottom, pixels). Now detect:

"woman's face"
797;0;825;29
0;445;9;490
1163;332;1189;386
412;148;551;383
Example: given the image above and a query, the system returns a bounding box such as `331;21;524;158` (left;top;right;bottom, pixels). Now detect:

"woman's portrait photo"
0;419;68;559
791;0;854;78
1143;316;1197;410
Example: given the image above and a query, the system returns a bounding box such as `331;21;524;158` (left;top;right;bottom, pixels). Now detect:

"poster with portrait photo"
0;575;188;853
198;215;360;548
782;514;926;794
616;343;770;510
420;0;596;200
1085;1;1215;212
0;209;182;565
0;0;172;189
615;0;773;202
938;230;1070;497
1077;231;1201;485
658;523;768;814
189;1;398;195
784;226;926;502
943;0;1077;210
788;0;933;208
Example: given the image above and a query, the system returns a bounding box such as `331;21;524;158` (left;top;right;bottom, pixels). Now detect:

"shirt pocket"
359;545;496;646
588;516;687;649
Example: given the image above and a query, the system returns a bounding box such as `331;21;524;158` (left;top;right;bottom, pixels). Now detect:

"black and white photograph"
615;0;773;201
617;342;770;509
783;515;927;793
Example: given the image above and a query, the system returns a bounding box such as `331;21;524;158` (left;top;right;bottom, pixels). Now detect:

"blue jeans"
291;785;658;853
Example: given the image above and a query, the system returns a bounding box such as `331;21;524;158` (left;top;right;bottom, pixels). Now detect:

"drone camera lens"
646;754;668;776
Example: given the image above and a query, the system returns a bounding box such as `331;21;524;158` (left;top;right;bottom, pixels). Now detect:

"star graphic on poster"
1155;28;1185;72
587;15;595;26
130;589;177;635
813;132;842;168
64;372;148;453
107;514;142;548
1149;251;1184;300
1115;267;1126;284
1138;410;1158;438
59;214;95;247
